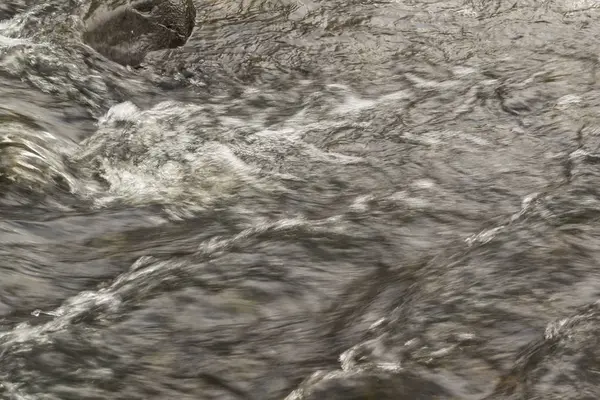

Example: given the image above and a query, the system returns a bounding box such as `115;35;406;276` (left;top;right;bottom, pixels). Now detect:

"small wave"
0;107;81;207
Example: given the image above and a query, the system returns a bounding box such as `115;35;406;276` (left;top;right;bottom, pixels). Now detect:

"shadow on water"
2;0;600;399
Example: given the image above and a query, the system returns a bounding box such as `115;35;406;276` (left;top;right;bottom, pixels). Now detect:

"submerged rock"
82;0;196;66
286;369;455;400
488;301;600;400
0;2;25;21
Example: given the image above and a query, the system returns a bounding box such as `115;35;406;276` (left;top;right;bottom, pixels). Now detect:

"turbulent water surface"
2;0;600;399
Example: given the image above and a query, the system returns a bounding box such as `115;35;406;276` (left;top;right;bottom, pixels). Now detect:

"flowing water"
2;0;600;399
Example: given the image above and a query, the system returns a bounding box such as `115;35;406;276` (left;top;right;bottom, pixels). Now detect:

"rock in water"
82;0;196;66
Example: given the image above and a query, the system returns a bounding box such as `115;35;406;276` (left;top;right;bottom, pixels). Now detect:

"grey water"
2;0;600;399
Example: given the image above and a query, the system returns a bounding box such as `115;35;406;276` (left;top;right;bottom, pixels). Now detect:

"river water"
2;0;600;399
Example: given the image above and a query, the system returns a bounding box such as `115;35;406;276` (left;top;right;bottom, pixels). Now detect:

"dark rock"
82;0;196;66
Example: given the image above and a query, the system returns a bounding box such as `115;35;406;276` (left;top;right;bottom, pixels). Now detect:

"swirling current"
2;0;600;399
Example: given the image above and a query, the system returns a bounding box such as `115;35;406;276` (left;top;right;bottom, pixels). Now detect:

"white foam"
98;101;141;125
0;35;27;47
